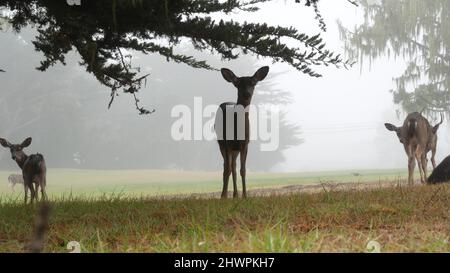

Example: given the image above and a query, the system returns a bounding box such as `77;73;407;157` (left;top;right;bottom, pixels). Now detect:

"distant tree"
339;0;450;118
0;0;354;113
0;29;301;171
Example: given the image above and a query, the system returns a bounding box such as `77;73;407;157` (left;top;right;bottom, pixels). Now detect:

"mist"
1;0;448;173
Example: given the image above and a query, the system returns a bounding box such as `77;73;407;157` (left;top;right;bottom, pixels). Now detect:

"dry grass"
0;182;448;253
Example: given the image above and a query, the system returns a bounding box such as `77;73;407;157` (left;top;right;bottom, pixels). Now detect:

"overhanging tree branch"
0;0;354;114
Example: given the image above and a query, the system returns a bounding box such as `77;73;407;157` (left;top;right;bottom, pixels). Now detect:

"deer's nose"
242;93;251;99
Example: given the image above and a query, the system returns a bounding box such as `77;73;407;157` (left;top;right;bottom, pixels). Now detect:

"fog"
1;0;448;173
227;0;450;172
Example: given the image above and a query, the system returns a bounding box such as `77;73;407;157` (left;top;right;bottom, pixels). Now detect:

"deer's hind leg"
40;177;47;201
34;183;40;202
420;153;428;184
431;148;437;169
24;184;28;204
415;148;427;184
415;154;424;184
29;183;36;204
240;144;249;198
407;155;416;186
35;173;47;201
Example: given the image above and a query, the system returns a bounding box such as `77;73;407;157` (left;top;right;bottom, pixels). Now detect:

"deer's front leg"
221;150;232;199
240;145;248;198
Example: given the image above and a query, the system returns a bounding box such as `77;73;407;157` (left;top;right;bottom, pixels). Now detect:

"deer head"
220;66;269;106
0;137;32;167
384;123;405;144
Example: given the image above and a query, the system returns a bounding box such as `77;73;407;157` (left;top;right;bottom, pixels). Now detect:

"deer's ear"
221;68;237;83
0;138;11;148
433;114;444;134
385;123;399;132
252;66;269;83
432;124;441;134
21;137;32;148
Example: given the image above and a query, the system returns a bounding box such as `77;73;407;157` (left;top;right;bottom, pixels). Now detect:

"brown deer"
385;112;436;185
0;137;47;203
214;66;269;198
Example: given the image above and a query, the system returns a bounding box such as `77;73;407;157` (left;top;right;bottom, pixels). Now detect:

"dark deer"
385;112;435;185
214;66;269;198
428;155;450;184
0;137;47;203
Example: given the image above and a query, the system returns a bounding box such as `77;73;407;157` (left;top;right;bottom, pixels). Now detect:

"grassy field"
0;168;408;198
0;183;448;252
0;169;448;253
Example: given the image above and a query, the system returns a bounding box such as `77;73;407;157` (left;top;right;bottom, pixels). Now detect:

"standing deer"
214;66;269;198
0;137;47;203
8;174;24;191
385;112;437;185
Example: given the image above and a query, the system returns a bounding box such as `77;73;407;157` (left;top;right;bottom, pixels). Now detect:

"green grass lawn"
0;168;409;199
0;183;448;252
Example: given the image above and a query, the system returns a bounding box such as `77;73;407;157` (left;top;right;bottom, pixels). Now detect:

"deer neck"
236;100;251;140
236;97;251;108
14;152;28;170
236;101;251;121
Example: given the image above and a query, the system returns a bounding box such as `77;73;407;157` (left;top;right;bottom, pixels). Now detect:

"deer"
385;112;438;185
214;66;269;199
8;174;24;191
0;137;47;203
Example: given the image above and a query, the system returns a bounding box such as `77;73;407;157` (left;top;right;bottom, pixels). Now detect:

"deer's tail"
407;118;417;138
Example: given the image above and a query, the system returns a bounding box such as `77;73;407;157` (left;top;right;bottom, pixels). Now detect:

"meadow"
0;169;407;198
0;169;448;253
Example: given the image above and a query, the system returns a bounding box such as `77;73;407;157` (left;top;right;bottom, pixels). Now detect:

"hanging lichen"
339;0;450;118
